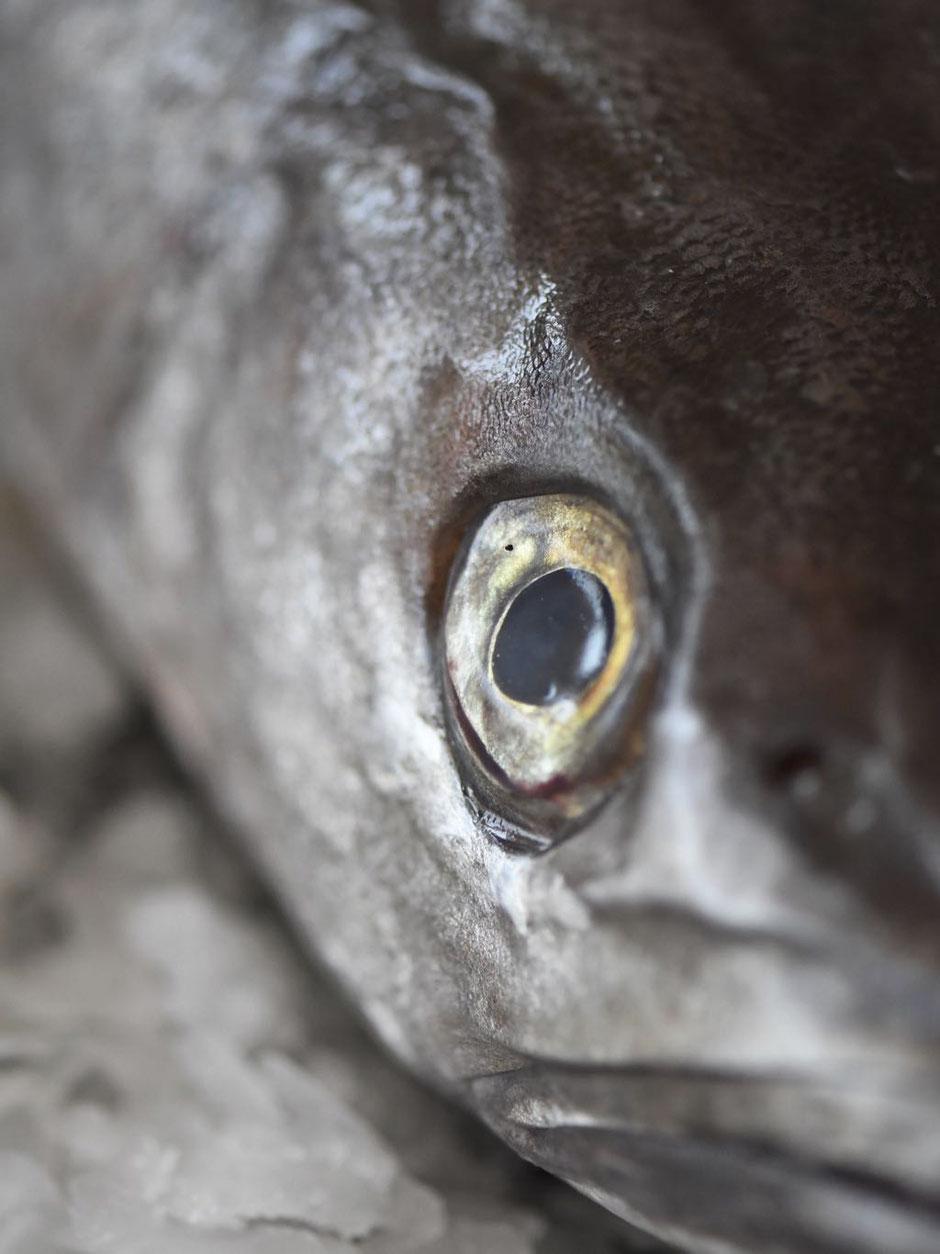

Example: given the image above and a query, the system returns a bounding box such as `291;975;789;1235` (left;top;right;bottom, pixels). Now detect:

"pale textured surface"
0;502;659;1254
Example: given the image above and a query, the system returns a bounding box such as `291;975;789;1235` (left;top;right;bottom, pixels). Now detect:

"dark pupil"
491;567;615;706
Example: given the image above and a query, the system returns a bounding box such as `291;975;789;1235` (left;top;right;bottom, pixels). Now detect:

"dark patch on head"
396;0;940;949
761;741;825;794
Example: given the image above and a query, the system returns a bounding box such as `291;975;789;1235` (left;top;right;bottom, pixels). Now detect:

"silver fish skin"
3;2;940;1251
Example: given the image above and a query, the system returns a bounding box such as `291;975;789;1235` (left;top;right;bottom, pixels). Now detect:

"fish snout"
512;687;940;1251
675;556;940;971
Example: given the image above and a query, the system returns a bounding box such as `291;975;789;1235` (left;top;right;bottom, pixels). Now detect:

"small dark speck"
762;742;825;799
505;544;513;551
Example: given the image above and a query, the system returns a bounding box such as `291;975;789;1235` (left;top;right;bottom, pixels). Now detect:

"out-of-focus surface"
0;492;665;1254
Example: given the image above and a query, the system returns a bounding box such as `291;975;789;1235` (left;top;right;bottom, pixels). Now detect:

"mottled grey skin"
2;2;940;1251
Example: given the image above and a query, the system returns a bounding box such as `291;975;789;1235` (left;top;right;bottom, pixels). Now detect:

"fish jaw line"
469;1060;940;1253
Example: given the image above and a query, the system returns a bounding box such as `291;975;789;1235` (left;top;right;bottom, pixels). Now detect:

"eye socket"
443;493;657;850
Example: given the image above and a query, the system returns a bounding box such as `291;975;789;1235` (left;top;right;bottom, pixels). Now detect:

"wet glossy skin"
2;2;940;1251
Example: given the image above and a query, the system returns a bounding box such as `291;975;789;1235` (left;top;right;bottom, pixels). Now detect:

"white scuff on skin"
486;847;591;936
458;274;563;384
356;558;479;851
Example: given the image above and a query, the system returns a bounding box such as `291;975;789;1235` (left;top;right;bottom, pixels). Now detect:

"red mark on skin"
518;773;571;800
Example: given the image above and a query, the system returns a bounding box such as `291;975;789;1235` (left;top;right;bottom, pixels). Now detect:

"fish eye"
443;493;657;851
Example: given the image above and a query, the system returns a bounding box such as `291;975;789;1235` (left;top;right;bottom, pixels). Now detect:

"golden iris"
443;493;656;846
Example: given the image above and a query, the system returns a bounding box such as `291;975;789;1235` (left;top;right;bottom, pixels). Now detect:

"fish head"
5;1;940;1250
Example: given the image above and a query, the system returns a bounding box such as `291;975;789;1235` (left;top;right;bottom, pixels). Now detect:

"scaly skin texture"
2;2;940;1251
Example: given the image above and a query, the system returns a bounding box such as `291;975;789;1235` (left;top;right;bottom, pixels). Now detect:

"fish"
2;1;940;1250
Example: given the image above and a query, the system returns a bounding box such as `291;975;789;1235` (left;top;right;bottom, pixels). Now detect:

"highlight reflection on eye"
443;493;657;851
492;567;615;705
